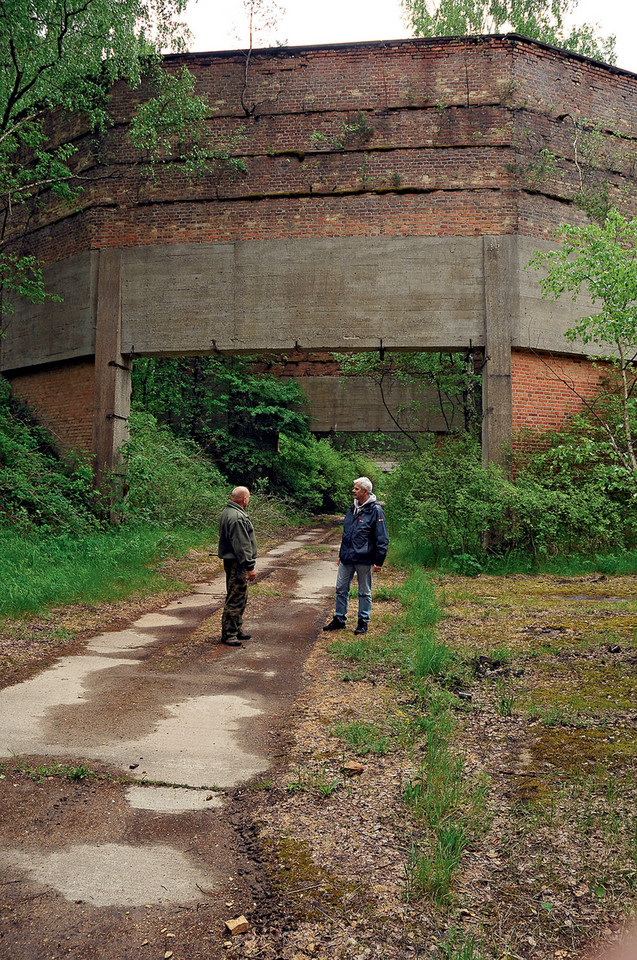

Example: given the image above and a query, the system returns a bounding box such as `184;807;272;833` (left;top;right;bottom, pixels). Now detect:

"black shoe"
323;617;346;632
237;631;251;640
222;638;242;647
354;619;368;635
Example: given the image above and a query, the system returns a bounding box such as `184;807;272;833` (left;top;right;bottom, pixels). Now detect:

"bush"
121;412;294;535
0;376;102;534
120;411;227;527
387;429;637;566
386;436;512;564
274;434;379;511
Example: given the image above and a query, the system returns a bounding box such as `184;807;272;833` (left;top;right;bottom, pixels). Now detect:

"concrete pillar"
92;249;131;493
482;236;515;474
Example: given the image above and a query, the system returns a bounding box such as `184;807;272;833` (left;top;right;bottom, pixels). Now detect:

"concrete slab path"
0;524;342;948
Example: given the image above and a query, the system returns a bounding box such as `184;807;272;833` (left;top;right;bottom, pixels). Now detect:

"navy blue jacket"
339;498;389;566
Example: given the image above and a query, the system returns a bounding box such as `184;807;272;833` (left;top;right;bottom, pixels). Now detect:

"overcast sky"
182;0;637;75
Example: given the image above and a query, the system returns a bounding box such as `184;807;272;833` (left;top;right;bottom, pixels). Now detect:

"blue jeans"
335;562;373;624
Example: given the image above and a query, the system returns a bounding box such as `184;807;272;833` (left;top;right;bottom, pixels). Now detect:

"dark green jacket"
217;500;258;569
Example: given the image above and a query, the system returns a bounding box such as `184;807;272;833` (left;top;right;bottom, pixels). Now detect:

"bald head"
231;486;250;507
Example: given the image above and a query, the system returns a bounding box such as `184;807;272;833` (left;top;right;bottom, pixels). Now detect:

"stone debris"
225;915;250;935
342;760;364;776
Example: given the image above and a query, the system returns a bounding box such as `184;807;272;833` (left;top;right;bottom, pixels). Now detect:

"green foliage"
438;927;485;960
0;524;190;619
0;0;226;314
310;111;375;150
132;356;375;510
121;411;227;527
132;356;308;483
274;434;377;511
0;388;294;619
402;0;616;64
531;211;637;357
387;436;509;564
0;377;101;534
529;210;637;474
129;67;247;180
333;720;388;756
387;428;637;566
19;761;96;783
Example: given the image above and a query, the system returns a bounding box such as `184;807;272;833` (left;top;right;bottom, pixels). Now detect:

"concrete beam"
92;250;131;489
120;237;485;355
0;252;97;373
294;375;463;434
482;236;516;472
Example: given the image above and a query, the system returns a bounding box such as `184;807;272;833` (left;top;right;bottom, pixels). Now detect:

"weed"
439;925;486;959
18;761;96;783
341;667;368;682
499;693;515;717
497;680;516;717
405;823;469;904
414;632;452;677
249;777;273;791
285;766;341;798
374;583;401;602
286;771;306;794
310;112;374;151
333;720;388;756
328;637;371;663
317;778;340;798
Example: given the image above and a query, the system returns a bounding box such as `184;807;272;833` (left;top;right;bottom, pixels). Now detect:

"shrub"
274;434;378;511
387;429;637;564
121;411;227;527
0;377;101;534
386;436;512;563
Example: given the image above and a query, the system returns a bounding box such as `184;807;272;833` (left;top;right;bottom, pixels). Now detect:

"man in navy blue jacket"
323;477;389;636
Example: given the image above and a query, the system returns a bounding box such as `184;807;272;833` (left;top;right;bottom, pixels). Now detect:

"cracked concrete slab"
0;843;219;906
96;693;269;787
125;785;223;811
0;524;339;915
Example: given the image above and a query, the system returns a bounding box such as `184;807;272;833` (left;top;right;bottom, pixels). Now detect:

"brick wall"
6;360;95;456
511;348;605;434
4;36;637;460
8;35;637;264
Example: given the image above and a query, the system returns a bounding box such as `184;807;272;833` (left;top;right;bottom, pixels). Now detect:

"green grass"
18;760;97;783
328;558;491;905
0;524;216;619
333;720;388;756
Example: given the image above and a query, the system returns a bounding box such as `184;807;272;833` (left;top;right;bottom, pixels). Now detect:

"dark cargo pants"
222;559;249;641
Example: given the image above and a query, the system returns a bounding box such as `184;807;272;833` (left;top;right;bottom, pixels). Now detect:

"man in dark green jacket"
217;486;258;647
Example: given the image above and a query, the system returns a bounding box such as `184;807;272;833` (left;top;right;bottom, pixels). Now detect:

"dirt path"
0;524;341;959
4;544;637;960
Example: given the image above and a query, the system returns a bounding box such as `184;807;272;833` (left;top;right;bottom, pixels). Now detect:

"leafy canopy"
0;0;210;312
402;0;616;63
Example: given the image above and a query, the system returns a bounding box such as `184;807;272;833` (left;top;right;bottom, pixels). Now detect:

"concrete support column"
482;236;515;474
92;249;131;491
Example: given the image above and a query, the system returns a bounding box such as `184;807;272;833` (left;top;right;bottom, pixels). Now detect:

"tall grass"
329;554;489;904
0;402;297;622
0;525;215;618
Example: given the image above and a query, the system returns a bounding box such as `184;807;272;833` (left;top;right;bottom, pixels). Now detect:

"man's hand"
373;565;382;573
248;570;256;581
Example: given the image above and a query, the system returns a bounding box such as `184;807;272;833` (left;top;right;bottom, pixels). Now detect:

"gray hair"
354;477;373;493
